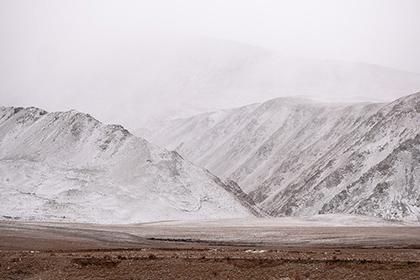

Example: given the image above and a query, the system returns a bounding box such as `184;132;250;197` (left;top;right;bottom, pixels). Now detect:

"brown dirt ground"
1;247;420;280
1;221;420;279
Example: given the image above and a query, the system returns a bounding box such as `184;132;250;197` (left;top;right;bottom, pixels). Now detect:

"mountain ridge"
0;106;258;223
143;92;420;221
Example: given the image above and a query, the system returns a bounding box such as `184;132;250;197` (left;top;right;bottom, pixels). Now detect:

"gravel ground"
1;220;420;279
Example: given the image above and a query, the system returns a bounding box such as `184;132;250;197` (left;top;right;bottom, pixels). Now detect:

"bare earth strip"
1;219;420;279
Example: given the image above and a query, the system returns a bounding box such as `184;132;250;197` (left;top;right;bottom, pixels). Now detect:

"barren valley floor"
1;220;420;280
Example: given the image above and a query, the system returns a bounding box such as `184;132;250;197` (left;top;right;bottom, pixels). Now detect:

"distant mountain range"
4;38;420;129
0;107;258;223
1;92;419;223
143;92;420;221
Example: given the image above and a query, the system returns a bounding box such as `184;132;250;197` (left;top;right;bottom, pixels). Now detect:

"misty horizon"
2;0;420;130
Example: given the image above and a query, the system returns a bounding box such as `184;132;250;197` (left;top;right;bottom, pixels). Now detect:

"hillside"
0;107;257;223
143;93;420;221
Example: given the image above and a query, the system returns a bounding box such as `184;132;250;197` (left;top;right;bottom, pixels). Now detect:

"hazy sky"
2;0;419;72
1;0;420;128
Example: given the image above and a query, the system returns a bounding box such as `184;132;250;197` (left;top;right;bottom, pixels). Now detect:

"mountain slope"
143;93;420;221
0;107;256;223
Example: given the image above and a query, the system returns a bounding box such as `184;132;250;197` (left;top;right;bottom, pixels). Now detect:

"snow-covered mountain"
4;37;420;129
143;92;420;221
0;107;258;223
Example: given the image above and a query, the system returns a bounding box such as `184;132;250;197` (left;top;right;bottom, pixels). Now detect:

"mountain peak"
0;105;256;223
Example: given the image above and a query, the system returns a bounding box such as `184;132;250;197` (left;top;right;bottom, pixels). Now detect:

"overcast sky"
2;0;419;72
1;0;420;127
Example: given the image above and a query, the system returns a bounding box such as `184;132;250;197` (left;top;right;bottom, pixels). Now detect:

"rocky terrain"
143;92;420;221
0;107;257;223
1;219;420;280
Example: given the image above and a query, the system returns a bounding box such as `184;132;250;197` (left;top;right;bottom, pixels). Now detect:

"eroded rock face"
264;94;420;221
319;135;420;220
143;92;420;221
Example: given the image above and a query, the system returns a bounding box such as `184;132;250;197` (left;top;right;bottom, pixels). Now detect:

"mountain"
0;106;258;223
142;92;420;221
3;37;420;129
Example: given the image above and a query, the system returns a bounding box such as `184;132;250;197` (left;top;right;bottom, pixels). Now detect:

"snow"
0;107;254;223
142;93;420;221
1;92;419;224
148;214;418;228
